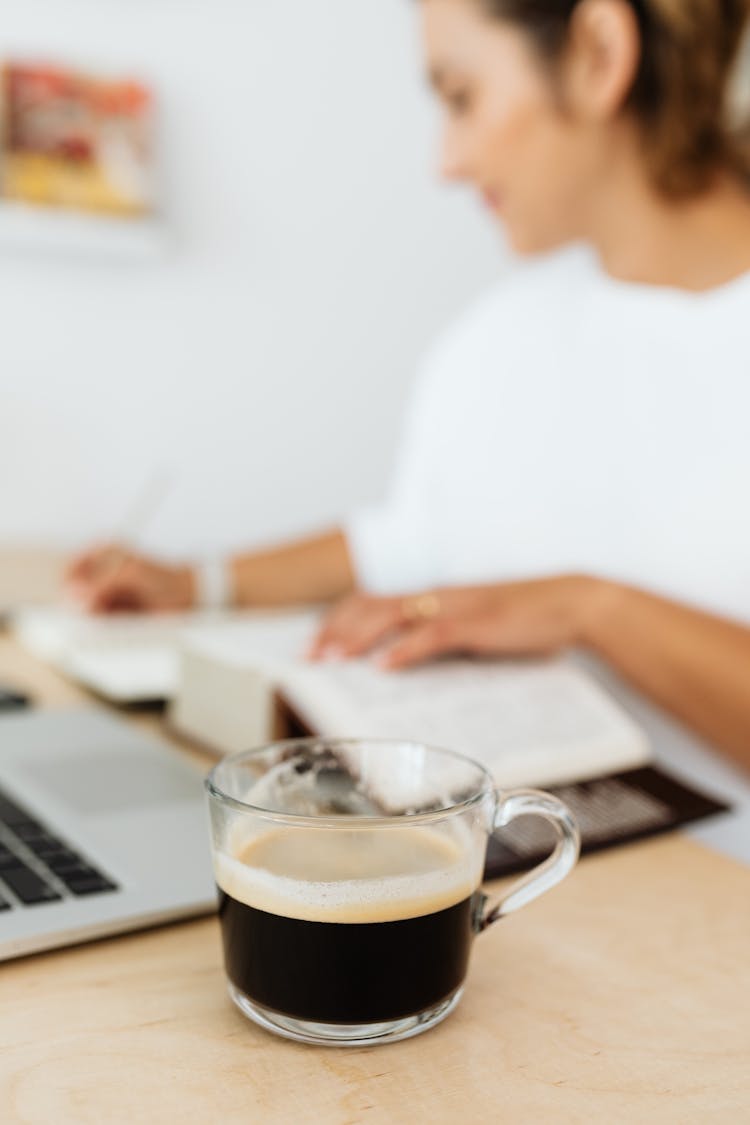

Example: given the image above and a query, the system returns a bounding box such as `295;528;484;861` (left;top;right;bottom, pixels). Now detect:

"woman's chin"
504;218;572;257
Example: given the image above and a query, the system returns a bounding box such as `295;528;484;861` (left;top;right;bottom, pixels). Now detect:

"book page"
283;657;651;788
174;611;650;788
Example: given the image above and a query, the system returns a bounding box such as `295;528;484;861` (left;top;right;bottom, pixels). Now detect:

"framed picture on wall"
0;60;165;259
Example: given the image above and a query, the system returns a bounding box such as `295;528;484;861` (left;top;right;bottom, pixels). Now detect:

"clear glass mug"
205;738;580;1047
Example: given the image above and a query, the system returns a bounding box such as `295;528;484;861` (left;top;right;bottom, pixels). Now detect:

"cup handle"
476;789;580;932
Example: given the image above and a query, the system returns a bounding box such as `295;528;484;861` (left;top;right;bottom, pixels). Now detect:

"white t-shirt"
346;247;750;623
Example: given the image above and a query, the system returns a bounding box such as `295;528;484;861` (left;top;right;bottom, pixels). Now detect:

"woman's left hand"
309;574;611;669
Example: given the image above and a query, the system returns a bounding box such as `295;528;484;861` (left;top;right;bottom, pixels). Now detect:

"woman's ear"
562;0;642;122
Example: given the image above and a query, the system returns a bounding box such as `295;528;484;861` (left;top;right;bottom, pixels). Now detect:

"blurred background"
0;0;506;562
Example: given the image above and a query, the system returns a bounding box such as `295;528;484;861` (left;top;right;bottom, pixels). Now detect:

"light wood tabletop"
0;570;749;1123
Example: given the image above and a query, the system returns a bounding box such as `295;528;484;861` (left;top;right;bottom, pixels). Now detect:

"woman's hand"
310;575;610;668
64;543;196;613
312;575;750;774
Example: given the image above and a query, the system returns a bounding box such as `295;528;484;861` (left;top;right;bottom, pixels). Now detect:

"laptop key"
0;845;20;868
34;852;119;896
0;787;36;825
0;784;118;902
0;893;11;911
12;822;55;843
31;844;80;863
0;802;34;828
52;862;99;880
27;844;80;867
45;863;83;880
47;858;117;891
1;865;62;905
39;851;117;885
65;875;118;896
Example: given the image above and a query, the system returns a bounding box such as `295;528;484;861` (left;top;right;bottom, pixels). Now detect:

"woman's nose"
439;125;472;183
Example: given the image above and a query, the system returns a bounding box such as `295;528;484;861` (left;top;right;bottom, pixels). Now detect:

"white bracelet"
195;558;233;610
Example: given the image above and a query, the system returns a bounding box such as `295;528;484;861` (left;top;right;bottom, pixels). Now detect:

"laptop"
0;708;216;961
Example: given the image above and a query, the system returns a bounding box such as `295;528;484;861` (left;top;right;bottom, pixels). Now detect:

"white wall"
0;0;506;560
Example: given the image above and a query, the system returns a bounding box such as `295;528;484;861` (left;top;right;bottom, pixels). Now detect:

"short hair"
477;0;750;197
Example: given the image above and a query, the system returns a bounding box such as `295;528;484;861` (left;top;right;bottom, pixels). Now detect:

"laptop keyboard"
0;784;118;909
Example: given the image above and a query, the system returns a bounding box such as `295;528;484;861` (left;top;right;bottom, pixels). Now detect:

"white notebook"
170;613;651;788
13;606;232;702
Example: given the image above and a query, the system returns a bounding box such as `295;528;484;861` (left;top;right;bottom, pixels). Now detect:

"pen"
71;468;173;603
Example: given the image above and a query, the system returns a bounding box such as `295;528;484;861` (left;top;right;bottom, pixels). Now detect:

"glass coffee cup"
205;738;580;1047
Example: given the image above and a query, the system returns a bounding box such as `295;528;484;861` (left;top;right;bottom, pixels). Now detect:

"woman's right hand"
64;543;196;614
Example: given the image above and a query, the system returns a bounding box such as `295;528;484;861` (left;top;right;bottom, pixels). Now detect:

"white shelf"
0;201;169;262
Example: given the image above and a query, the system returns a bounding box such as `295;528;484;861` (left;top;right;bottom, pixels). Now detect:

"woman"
69;0;750;768
315;0;750;774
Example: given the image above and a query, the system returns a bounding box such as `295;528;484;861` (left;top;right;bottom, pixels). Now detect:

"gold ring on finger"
401;593;441;623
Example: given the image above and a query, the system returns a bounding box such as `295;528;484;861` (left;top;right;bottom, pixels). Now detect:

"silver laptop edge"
0;709;216;961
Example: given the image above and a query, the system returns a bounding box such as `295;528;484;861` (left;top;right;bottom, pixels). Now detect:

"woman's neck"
584;146;750;292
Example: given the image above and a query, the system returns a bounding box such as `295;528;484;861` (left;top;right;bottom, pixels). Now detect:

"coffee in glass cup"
206;738;579;1046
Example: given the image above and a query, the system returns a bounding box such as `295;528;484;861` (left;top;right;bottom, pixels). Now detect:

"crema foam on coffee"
215;825;482;924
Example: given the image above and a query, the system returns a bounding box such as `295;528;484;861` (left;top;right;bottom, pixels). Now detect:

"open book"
169;611;651;789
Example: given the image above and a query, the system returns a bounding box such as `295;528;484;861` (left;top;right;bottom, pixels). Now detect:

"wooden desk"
1;639;749;1123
